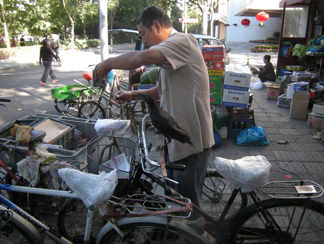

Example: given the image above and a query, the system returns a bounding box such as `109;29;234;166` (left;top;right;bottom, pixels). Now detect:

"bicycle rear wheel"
228;198;324;244
97;216;209;244
202;169;247;220
78;101;106;119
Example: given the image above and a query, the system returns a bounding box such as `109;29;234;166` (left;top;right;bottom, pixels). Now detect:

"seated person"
253;55;276;82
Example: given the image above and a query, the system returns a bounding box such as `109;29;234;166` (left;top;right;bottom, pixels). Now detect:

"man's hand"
115;90;133;104
94;60;110;79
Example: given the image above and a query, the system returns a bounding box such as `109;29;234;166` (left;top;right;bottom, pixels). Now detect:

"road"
0;45;135;127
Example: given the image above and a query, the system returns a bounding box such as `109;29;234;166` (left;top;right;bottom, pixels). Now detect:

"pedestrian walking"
39;39;59;86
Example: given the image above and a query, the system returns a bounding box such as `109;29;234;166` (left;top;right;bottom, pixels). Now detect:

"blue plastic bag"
107;70;115;85
212;129;222;149
236;126;269;146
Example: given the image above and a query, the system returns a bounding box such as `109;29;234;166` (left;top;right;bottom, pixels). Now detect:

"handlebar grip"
0;99;10;102
166;164;186;171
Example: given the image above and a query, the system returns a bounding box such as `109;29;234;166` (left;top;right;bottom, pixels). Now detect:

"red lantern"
256;11;269;26
241;18;250;28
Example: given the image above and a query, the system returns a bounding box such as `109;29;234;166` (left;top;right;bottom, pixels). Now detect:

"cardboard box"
307;113;324;130
227;107;250;119
312;103;324;117
289;91;310;120
292;71;312;83
205;60;225;71
224;64;251;91
210;90;222;105
265;80;286;100
202;45;225;61
209;75;223;91
222;88;250;108
208;70;224;76
286;82;309;99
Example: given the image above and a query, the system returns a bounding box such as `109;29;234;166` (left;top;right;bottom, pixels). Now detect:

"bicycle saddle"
83;71;93;81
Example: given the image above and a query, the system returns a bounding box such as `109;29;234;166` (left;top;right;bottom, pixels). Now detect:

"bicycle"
0;169;210;244
51;70;99;117
56;114;324;243
74;69;147;134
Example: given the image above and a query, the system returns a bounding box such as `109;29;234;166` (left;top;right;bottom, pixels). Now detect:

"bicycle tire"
78;101;106;119
54;99;72;114
228;198;324;244
0;205;42;244
97;216;209;244
202;169;247;220
57;198;105;241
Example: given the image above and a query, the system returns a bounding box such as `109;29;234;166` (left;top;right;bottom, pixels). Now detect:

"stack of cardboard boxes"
202;45;225;105
222;64;253;139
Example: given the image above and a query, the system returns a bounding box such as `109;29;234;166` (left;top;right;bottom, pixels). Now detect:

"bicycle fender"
96;215;214;244
0;205;43;244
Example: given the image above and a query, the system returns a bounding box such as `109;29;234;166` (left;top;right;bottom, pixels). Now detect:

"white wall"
226;0;282;46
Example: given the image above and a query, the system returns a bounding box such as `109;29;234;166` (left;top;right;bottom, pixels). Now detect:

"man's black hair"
136;6;172;29
264;55;271;61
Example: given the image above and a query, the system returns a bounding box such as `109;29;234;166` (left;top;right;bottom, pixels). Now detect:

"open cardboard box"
289;91;310;120
264;80;286;100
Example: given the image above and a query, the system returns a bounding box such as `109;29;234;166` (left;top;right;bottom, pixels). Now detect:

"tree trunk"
201;5;208;35
83;24;86;38
71;22;75;50
1;8;10;48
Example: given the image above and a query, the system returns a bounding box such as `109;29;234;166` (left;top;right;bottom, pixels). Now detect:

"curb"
0;62;39;74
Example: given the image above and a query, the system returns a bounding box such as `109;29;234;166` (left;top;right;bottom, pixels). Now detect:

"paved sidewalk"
0;44;323;188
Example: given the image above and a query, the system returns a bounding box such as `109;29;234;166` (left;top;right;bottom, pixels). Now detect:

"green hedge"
251;44;279;53
0;38;101;59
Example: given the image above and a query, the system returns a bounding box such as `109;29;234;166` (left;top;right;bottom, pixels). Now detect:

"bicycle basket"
86;136;136;197
86;136;136;176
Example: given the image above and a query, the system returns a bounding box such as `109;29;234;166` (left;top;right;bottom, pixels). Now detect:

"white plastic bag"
214;155;271;193
250;77;263;90
58;168;118;209
94;119;130;136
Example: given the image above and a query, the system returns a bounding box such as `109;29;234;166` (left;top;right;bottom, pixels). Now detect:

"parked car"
108;29;231;63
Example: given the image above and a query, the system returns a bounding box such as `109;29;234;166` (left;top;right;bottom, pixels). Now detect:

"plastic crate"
277;94;291;108
227;115;253;139
51;84;92;100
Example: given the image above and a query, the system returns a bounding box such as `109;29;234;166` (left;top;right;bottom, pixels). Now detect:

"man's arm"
95;48;166;78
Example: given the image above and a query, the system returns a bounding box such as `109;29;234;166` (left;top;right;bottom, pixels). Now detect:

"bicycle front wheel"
57;198;105;241
78;101;106;119
0;206;42;244
97;217;209;244
228;198;324;244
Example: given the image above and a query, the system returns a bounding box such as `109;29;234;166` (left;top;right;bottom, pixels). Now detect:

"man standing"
95;6;214;220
